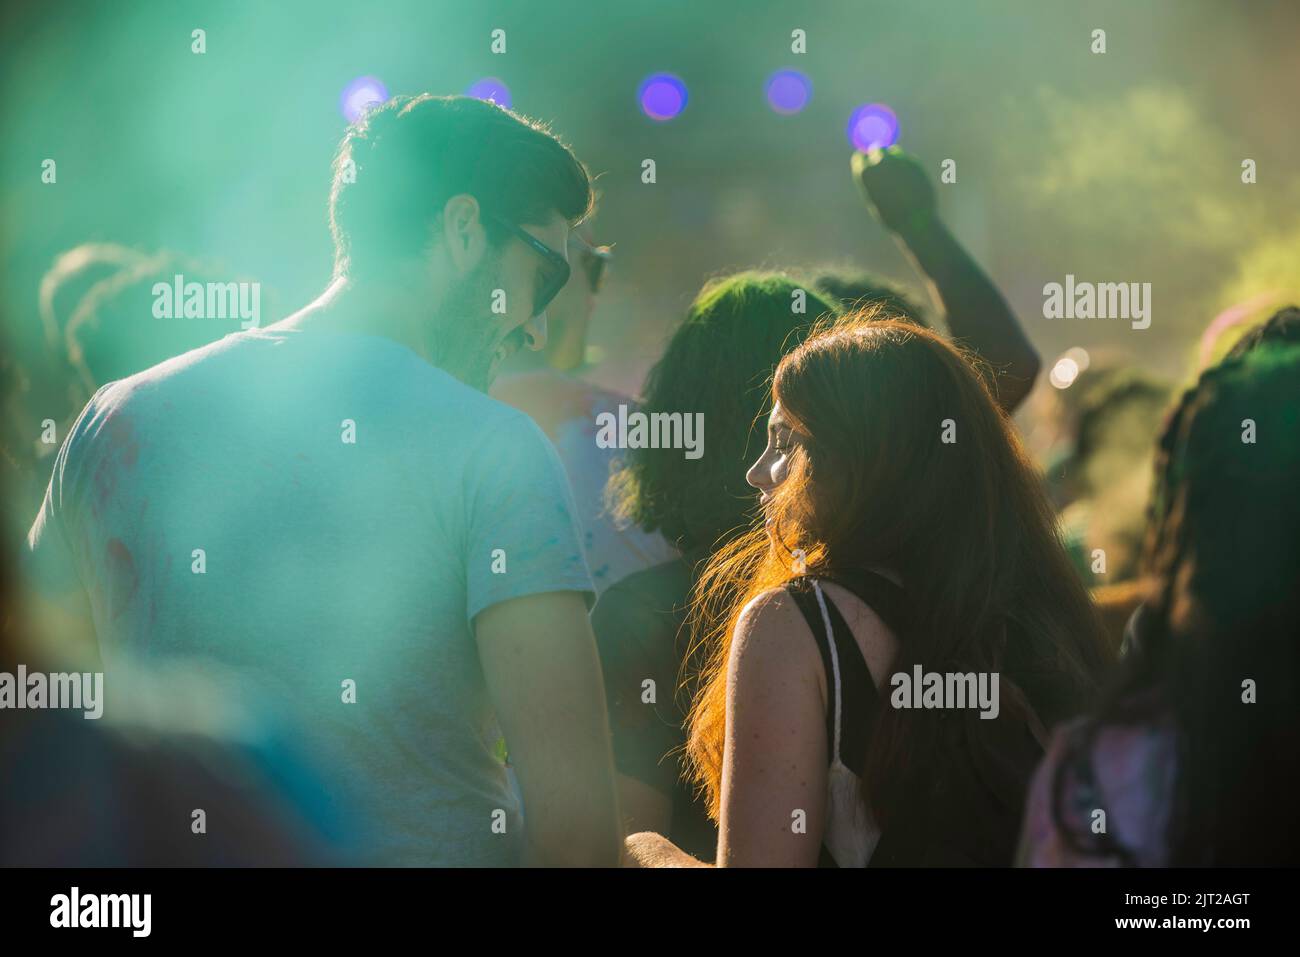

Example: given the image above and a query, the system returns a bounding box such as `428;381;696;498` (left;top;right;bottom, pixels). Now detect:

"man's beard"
424;255;510;393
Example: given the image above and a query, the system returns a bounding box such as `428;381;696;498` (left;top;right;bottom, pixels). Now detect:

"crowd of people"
2;93;1296;867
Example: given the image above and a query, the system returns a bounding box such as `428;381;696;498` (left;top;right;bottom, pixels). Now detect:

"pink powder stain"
93;413;141;511
105;537;138;621
92;458;118;513
104;413;140;468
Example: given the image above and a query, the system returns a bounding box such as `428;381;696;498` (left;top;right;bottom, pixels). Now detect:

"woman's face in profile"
747;401;800;506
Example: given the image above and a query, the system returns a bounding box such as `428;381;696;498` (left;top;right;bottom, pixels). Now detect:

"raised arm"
853;146;1041;412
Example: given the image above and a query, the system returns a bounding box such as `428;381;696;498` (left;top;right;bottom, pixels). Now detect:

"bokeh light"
639;73;688;122
766;69;811;114
466;77;512;109
1062;346;1091;373
846;103;900;151
339;75;388;124
1049;356;1082;389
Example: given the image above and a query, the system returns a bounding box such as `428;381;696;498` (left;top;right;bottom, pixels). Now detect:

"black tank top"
785;573;1048;867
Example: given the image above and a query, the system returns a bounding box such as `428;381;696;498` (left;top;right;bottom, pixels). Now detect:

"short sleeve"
463;411;593;623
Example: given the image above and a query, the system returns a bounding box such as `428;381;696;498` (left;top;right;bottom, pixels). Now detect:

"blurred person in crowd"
0;348;344;866
4;245;264;528
40;244;265;405
1053;368;1175;585
493;218;677;596
1025;361;1172;651
1083;307;1300;653
21;94;621;866
1119;305;1300;657
596;147;1045;860
1019;342;1300;866
624;315;1110;867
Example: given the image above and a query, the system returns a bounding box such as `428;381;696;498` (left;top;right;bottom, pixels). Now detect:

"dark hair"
687;314;1112;824
609;271;838;553
329;94;593;279
1149;307;1300;556
1225;304;1300;361
1053;342;1300;866
812;271;927;327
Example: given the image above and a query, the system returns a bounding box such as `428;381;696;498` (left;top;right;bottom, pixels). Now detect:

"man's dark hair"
329;95;593;279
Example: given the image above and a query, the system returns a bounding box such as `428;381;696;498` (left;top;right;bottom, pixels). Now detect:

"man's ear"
439;194;487;275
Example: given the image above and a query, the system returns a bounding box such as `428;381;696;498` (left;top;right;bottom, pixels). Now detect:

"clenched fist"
852;146;937;237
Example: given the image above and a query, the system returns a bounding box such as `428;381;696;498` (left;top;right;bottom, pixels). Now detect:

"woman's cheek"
771;456;790;488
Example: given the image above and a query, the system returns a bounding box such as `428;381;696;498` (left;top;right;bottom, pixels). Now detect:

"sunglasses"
484;213;570;318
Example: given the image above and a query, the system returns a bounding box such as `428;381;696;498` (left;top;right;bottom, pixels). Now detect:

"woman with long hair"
625;312;1111;867
596;272;841;859
1020;341;1300;866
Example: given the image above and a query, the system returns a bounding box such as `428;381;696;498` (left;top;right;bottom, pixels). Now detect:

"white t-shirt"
24;327;594;865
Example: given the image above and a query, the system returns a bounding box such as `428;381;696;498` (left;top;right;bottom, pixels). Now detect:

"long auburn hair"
685;313;1111;825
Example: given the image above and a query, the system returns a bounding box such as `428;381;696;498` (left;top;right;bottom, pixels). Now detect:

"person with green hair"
595;271;839;861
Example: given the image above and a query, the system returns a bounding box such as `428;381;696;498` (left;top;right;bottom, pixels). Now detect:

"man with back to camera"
23;94;622;866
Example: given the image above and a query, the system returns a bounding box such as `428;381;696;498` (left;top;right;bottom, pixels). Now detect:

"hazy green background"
4;0;1298;397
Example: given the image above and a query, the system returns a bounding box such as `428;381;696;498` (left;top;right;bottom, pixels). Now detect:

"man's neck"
270;275;429;361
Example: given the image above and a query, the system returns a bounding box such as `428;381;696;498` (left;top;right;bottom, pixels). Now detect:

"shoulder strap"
786;578;880;776
785;579;842;767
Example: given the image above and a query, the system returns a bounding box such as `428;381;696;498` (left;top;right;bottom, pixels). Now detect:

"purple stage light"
846;103;900;151
766;69;811;114
466;77;513;109
639;73;688;122
340;75;389;124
